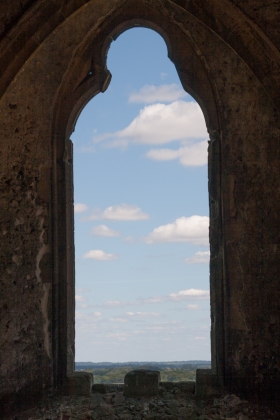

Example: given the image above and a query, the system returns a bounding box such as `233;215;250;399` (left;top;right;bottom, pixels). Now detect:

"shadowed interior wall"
0;0;279;416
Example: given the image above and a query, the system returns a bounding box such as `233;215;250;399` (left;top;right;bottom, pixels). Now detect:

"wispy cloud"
123;235;135;243
74;203;88;213
185;250;210;264
94;101;207;148
129;84;187;103
169;289;209;301
145;320;187;333
75;311;103;334
102;288;209;307
146;140;207;167
106;332;127;341
76;288;91;293
75;295;87;302
79;145;96;154
145;216;209;246
104;300;130;307
76;311;102;320
83;250;118;261
109;312;161;323
91;224;121;237
126;311;161;318
109;317;128;323
89;204;149;221
187;304;200;310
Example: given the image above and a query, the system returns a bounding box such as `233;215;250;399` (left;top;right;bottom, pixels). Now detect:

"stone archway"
1;0;280;415
52;5;223;392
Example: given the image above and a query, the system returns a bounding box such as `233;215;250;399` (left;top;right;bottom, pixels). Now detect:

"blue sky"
72;28;210;362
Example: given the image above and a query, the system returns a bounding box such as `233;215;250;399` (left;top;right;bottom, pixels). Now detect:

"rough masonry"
0;0;280;417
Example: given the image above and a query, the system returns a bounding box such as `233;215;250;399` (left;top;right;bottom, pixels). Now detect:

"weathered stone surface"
124;370;161;397
0;0;280;416
61;372;93;397
4;388;278;420
160;380;195;394
92;384;107;394
196;369;219;399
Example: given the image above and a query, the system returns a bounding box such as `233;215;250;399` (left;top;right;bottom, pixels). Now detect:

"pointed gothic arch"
51;2;222;392
1;1;280;415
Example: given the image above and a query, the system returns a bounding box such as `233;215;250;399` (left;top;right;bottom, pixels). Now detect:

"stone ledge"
60;372;93;396
195;369;219;399
160;381;195;394
92;383;124;394
124;369;161;397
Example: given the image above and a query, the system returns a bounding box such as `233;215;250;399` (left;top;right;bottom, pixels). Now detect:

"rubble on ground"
6;385;279;420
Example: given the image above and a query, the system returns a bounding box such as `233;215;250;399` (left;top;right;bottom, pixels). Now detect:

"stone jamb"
51;10;223;393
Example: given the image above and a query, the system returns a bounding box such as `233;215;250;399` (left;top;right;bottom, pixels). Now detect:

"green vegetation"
76;361;211;384
87;366;132;384
160;368;196;382
85;366;197;384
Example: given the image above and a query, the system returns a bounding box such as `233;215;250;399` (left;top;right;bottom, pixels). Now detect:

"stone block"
195;369;219;399
61;372;93;396
160;381;195;394
92;383;124;394
124;369;160;397
177;381;196;394
92;383;107;394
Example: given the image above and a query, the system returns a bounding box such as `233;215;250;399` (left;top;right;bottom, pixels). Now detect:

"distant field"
75;361;211;384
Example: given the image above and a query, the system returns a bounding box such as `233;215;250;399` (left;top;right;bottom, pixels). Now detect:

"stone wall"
0;0;279;415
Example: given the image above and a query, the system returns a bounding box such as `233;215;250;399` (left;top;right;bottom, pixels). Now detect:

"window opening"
72;28;210;382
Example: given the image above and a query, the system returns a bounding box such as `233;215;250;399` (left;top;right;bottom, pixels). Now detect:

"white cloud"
187;304;200;310
106;332;127;341
109;312;161;322
91;224;121;237
146;140;207;167
185;250;210;264
142;297;166;304
79;145;96;153
75;311;102;332
109;317;128;323
123;235;135;243
194;336;207;340
102;288;209;307
76;288;91;293
104;300;126;307
76;311;101;320
126;312;161;318
129;84;187;103
145;215;209;246
145;320;186;332
89;204;149;221
94;101;207;147
169;289;209;301
142;289;209;304
74;203;88;213
83;250;118;261
75;295;87;302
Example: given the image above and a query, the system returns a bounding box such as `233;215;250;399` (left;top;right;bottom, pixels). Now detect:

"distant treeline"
75;360;211;371
75;361;211;383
